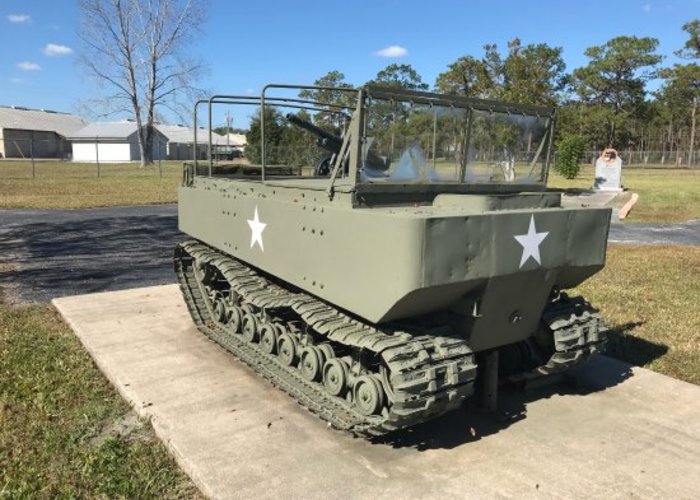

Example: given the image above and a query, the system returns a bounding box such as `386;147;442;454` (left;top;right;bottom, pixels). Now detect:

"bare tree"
78;0;206;166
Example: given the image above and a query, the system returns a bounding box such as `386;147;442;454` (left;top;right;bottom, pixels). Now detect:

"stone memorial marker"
593;148;623;192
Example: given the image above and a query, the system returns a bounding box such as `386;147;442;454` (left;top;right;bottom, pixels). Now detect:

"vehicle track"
175;240;478;435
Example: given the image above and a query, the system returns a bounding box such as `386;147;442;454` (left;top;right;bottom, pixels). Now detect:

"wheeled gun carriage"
285;112;389;176
175;84;609;436
285;112;343;176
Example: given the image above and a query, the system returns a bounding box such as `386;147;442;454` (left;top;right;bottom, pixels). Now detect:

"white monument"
593;148;623;192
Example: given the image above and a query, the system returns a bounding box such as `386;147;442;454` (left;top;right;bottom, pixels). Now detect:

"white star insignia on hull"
514;215;549;268
248;206;267;252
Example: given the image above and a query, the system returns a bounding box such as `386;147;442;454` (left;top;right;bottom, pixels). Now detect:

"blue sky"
1;0;698;127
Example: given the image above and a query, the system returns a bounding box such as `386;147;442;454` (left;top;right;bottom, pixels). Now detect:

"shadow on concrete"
0;208;183;303
372;347;667;451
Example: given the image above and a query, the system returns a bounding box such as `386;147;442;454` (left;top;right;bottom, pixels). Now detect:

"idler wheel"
228;306;243;334
323;358;349;397
241;313;259;343
260;323;279;354
353;375;385;416
300;346;325;382
278;333;299;366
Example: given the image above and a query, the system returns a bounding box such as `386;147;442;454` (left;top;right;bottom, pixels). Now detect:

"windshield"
360;98;551;185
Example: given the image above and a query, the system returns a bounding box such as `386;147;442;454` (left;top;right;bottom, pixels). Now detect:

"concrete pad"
561;190;620;209
53;285;700;499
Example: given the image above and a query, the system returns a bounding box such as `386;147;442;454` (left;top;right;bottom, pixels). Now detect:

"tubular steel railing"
191;86;357;179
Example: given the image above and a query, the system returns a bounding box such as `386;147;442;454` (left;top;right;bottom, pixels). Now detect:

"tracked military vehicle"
175;84;609;436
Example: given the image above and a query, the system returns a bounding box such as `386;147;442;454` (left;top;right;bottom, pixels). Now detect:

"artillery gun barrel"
286;113;343;154
286;112;389;170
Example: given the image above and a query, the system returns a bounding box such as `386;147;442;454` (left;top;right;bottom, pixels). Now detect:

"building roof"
68;121;139;140
156;124;226;145
224;133;247;147
68;121;170;141
0;105;86;137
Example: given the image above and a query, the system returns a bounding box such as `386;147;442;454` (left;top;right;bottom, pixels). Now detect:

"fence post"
30;133;36;179
95;136;101;178
158;140;162;178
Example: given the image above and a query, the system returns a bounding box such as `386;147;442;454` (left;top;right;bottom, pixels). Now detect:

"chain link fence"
0;135;178;179
2;133;697;181
576;150;698;169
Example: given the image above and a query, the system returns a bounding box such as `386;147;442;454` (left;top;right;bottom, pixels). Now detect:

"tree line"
250;19;699;168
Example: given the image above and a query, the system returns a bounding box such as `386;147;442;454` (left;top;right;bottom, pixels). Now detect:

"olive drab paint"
175;85;609;434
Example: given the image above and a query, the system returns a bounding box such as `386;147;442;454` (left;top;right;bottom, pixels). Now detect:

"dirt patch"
88;412;153;447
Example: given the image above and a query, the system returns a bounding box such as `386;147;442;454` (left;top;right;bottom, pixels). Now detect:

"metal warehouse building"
0;105;86;159
69;122;168;162
155;124;225;160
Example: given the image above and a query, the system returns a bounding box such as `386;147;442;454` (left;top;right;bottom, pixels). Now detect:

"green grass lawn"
2;161;699;223
548;167;700;223
0;161;183;209
0;301;199;498
575;244;700;385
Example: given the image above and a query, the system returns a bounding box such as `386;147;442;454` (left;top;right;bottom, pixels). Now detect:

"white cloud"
374;45;408;58
7;14;31;23
16;61;41;71
643;3;651;12
43;43;73;56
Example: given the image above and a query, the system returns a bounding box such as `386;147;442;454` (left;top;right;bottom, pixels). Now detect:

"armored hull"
175;84;609;434
179;178;609;351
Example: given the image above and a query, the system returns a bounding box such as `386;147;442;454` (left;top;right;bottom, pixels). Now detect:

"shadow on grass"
605;321;669;368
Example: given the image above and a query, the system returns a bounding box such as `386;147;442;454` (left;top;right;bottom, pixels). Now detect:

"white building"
0;105;86;159
224;133;247;154
68;122;168;162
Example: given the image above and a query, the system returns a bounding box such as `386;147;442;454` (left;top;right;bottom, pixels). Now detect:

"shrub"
555;134;588;179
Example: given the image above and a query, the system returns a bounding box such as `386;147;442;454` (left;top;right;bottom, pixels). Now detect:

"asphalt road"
608;218;700;245
1;205;698;303
0;205;182;304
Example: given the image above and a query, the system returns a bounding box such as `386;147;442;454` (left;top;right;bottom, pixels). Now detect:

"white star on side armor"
513;215;549;268
247;206;266;252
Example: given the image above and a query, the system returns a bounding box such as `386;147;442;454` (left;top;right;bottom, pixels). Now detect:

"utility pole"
30;131;35;179
95;136;100;177
690;96;697;168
